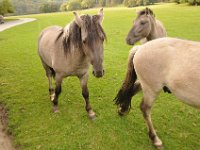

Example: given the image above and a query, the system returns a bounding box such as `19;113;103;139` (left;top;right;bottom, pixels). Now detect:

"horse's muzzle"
126;37;135;45
93;70;104;78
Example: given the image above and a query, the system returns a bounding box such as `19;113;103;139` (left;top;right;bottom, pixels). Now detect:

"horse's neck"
147;19;158;41
147;19;166;41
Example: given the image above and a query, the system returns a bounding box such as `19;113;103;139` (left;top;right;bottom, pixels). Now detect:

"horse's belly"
167;77;200;108
172;90;200;108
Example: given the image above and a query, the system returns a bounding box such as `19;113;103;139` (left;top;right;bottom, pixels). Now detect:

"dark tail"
114;47;141;114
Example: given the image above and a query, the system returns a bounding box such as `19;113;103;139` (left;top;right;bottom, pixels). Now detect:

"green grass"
3;18;18;22
0;3;200;150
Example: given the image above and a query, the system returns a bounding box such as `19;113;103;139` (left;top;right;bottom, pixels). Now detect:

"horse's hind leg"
41;61;55;101
140;88;163;149
48;68;56;101
79;73;96;120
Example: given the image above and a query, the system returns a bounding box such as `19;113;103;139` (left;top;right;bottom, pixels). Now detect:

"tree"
0;0;14;15
123;0;141;7
60;2;67;11
188;0;200;5
40;2;60;13
66;0;81;11
99;0;106;6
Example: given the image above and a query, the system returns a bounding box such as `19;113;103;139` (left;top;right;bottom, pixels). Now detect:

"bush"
60;3;67;12
0;0;14;15
142;0;150;5
188;0;200;5
123;0;156;6
66;0;81;11
81;0;95;9
172;0;200;4
99;0;106;6
123;0;141;7
40;2;60;13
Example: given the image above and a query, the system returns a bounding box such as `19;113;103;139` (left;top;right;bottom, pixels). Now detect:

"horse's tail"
114;46;141;115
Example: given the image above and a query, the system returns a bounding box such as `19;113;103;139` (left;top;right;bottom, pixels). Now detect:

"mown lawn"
0;3;200;150
3;18;18;22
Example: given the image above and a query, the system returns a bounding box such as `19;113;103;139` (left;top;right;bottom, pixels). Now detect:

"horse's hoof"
154;138;163;150
118;110;125;116
118;107;128;116
156;145;164;150
88;111;96;120
52;106;59;113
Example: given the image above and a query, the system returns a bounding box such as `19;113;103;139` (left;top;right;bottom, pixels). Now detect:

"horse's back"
38;26;63;48
134;37;200;107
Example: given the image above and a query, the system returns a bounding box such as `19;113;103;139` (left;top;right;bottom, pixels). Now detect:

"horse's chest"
62;58;90;77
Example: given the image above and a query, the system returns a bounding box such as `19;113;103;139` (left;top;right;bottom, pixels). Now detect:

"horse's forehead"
81;15;93;25
135;15;149;22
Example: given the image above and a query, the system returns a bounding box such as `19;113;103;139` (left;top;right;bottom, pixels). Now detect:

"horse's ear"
98;8;104;24
73;12;82;27
148;8;155;17
145;7;155;17
145;7;149;15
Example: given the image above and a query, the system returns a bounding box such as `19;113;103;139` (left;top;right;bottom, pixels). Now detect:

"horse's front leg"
52;74;63;113
79;73;96;120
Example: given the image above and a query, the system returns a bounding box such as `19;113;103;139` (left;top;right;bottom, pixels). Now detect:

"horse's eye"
140;22;146;25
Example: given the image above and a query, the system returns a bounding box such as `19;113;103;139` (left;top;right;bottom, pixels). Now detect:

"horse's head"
126;7;155;45
73;8;106;78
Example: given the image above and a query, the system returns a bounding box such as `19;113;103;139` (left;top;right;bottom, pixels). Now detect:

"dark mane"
55;22;82;54
138;8;154;17
93;15;107;41
58;14;106;55
68;21;82;50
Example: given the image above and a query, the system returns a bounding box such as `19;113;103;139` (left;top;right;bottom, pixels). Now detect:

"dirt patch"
0;104;15;150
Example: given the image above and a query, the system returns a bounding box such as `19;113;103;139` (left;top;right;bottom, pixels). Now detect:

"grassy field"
3;18;18;22
0;3;200;150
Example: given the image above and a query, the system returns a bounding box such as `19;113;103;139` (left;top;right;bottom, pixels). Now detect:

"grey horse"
38;8;106;119
126;7;166;45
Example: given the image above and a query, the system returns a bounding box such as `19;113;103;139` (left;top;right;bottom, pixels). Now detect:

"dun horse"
126;7;169;93
115;37;200;148
126;7;166;45
38;8;106;119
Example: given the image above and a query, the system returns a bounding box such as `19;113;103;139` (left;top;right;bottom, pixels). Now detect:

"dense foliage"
172;0;200;5
0;0;14;15
11;0;64;15
2;0;198;15
39;2;61;13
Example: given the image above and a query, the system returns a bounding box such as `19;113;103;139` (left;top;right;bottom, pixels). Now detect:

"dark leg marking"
53;85;61;106
79;73;95;119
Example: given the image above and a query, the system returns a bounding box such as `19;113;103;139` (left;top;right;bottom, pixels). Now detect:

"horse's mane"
56;14;106;55
138;8;155;17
